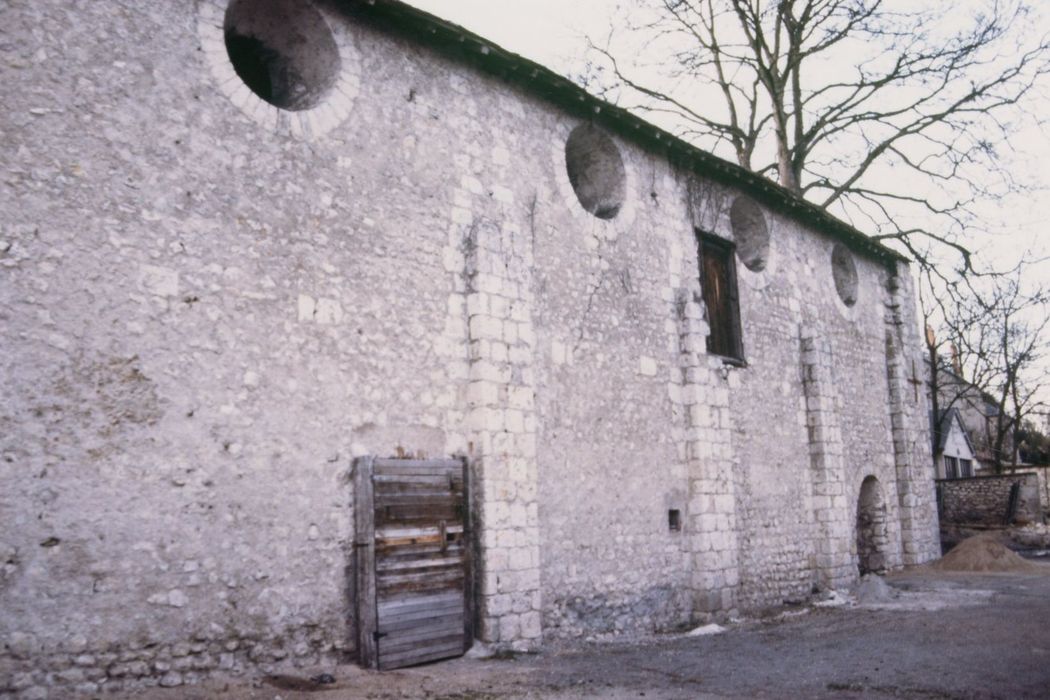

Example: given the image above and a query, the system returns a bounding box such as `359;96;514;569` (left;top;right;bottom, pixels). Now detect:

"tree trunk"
775;135;800;193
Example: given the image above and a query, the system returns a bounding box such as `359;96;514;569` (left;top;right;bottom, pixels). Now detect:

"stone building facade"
0;0;940;694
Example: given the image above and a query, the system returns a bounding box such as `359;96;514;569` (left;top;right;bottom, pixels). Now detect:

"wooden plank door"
354;457;472;670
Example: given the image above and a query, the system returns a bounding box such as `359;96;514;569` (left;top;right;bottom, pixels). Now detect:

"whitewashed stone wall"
0;1;938;695
800;335;855;589
885;273;942;564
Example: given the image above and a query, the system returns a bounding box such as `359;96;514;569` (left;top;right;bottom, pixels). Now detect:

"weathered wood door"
353;457;472;670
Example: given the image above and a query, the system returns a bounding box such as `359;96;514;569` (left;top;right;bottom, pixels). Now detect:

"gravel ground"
112;562;1050;700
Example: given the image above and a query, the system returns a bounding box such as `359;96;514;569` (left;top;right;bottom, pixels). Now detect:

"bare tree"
921;284;990;464
1016;416;1050;464
585;0;1050;269
926;267;1050;470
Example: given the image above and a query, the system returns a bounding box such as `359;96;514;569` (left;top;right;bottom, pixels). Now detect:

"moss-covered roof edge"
342;0;910;266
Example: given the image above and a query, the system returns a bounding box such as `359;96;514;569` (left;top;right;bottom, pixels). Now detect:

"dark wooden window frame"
697;231;745;364
944;455;959;479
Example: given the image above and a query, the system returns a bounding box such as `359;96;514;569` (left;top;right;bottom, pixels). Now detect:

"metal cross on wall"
907;360;924;402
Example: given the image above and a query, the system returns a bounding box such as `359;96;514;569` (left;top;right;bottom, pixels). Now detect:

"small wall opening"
224;0;341;111
564;124;626;219
831;243;858;307
729;196;770;271
856;475;889;575
668;509;681;532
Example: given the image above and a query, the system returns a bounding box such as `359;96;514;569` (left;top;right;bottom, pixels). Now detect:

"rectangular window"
944;456;959;479
697;232;743;362
960;459;973;478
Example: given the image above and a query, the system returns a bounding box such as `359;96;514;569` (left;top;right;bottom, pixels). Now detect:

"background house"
932;409;976;479
926;361;1010;473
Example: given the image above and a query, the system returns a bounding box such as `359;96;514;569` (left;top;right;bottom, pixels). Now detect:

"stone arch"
856;475;889;575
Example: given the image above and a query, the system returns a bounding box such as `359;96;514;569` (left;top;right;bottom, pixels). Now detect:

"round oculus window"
729;196;770;272
831;243;859;307
224;0;341;111
564;124;627;220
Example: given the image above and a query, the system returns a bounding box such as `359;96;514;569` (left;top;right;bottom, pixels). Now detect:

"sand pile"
932;533;1039;572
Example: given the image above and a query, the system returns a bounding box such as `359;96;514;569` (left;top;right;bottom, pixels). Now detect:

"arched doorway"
856;476;889;575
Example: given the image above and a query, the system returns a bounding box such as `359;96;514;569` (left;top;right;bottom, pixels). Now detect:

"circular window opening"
224;0;341;111
831;243;859;307
564;125;626;220
729;196;769;271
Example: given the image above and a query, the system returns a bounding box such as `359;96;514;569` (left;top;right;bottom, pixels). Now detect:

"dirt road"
115;564;1050;699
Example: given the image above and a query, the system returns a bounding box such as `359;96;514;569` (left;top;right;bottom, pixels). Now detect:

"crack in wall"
573;237;606;354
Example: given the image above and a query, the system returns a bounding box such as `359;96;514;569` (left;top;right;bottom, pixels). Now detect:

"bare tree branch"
586;0;1050;273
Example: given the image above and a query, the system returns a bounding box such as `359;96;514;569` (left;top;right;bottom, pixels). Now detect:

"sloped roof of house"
926;359;1001;417
346;0;910;266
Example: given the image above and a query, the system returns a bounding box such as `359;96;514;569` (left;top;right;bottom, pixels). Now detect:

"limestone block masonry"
0;0;938;695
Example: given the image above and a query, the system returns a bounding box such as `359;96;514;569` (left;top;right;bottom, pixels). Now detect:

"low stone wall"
936;473;1043;526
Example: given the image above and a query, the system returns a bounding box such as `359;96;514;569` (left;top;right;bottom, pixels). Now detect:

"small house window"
697;232;744;362
944;456;959;479
960;459;973;478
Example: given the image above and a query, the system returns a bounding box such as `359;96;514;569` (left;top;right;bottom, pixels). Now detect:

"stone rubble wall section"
530;152;693;639
937;473;1042;525
1;631;341;699
799;334;856;588
856;504;892;573
719;213;813;611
